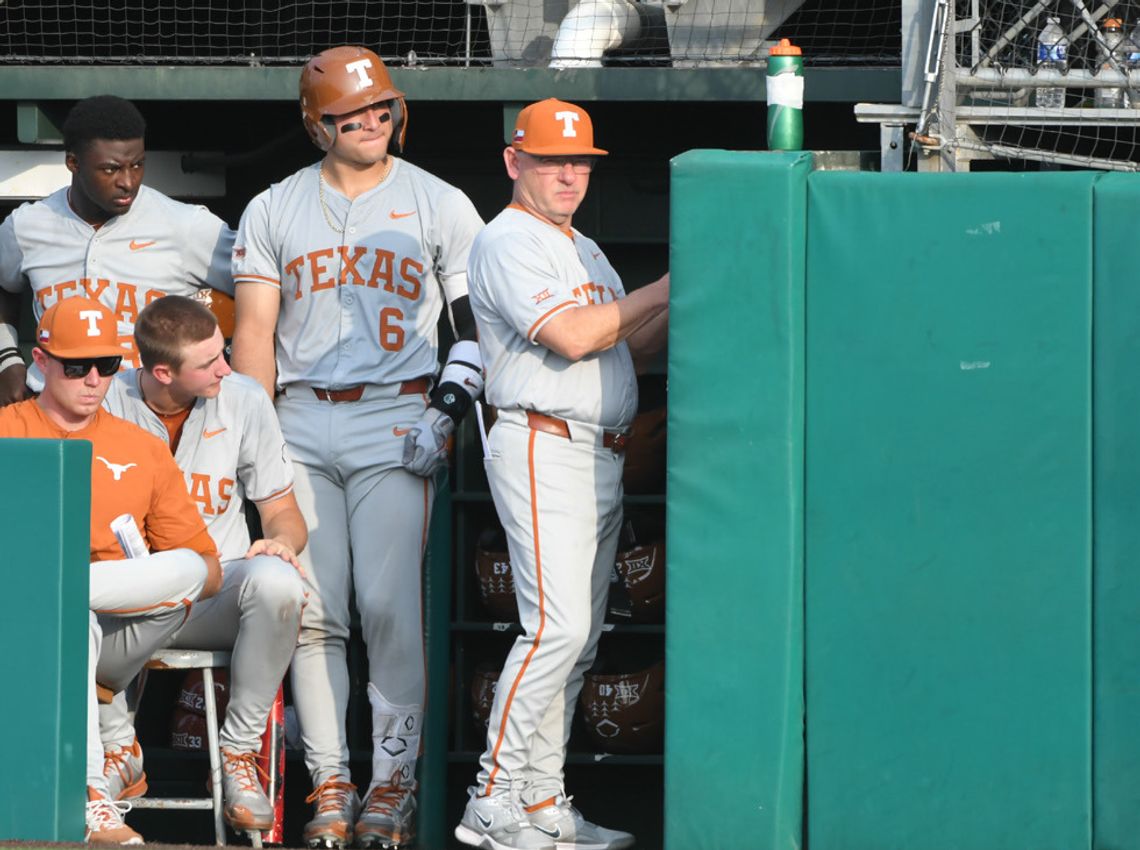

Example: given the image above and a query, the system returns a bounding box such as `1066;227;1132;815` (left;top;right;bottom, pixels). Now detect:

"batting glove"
402;406;455;477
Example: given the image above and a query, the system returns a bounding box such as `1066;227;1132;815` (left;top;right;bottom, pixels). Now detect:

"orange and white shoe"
103;738;147;801
85;786;143;846
356;782;416;848
220;748;274;831
303;775;359;849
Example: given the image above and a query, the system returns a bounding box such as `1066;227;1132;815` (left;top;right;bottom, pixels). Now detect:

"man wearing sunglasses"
96;294;306;834
456;99;669;850
0;94;235;405
231;45;484;849
0;296;222;844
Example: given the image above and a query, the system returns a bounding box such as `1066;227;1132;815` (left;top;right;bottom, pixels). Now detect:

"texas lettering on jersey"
187;472;236;517
572;282;619;305
282;246;425;302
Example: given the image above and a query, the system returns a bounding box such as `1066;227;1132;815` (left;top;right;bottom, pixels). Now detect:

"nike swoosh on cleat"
474;811;494;829
532;824;562;839
130;240;156;251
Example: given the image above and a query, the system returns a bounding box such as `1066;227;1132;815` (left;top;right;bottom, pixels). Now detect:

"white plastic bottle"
1035;15;1068;109
1095;18;1126;108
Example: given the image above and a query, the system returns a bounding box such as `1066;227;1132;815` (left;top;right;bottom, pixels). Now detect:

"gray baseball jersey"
0;185;235;368
103;370;294;562
467;206;638;428
466;204;635;802
233;159;483;389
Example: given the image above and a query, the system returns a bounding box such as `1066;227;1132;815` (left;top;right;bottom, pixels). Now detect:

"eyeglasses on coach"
522;154;598;175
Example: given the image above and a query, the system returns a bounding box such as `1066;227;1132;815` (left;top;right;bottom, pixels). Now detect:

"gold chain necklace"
317;160;393;235
317;169;345;235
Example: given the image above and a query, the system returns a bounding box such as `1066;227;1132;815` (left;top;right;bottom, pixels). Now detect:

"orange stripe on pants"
485;429;545;796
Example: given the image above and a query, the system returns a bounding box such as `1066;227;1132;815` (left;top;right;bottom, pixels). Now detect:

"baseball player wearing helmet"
99;295;307;832
455;99;669;850
230;46;485;849
0;297;223;845
0;95;235;403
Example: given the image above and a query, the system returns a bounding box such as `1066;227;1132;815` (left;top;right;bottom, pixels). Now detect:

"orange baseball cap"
511;98;608;156
36;297;123;358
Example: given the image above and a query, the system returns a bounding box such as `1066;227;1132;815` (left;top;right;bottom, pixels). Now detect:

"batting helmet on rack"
474;527;519;622
608;538;666;624
470;664;501;732
300;46;408;153
622;374;667;494
171;668;230;751
579;659;665;754
192;288;236;340
176;667;230;719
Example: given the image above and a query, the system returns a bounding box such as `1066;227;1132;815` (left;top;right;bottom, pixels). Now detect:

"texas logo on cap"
511;98;608;156
36;297;124;359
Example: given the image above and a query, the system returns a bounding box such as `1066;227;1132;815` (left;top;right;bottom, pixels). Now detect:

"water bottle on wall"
1095;18;1126;108
1035;15;1068;109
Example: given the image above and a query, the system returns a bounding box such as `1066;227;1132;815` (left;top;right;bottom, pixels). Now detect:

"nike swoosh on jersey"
393;426;411;437
203;428;227;439
389;210;417;220
532;824;562;839
129;240;157;251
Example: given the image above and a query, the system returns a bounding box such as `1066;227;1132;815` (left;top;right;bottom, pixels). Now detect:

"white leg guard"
367;683;421;788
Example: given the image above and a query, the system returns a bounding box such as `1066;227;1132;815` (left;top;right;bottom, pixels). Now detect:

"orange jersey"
0;401;218;562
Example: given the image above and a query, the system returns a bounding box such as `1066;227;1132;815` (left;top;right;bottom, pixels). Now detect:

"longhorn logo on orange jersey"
97;456;137;481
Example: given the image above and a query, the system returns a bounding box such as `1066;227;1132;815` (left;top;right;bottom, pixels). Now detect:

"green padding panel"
805;173;1093;850
667;150;808;850
1091;174;1140;850
0;439;90;841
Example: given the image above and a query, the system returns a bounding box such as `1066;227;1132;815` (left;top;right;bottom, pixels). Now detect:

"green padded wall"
1091;174;1140;850
666;150;809;850
804;172;1094;850
0;439;90;841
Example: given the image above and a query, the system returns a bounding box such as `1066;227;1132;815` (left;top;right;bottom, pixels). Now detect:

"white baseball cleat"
454;787;555;850
103;738;147;801
524;795;634;850
85;786;144;846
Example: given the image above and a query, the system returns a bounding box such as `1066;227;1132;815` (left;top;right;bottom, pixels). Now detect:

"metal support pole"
881;123;906;171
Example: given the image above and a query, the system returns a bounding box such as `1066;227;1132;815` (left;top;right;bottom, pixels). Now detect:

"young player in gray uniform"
231;46;485;850
0;95;235;403
456;99;669;850
99;295;307;833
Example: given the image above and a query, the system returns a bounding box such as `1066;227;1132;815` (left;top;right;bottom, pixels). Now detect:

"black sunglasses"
46;351;122;378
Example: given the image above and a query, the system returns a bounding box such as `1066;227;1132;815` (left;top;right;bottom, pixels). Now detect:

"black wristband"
430;381;473;424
